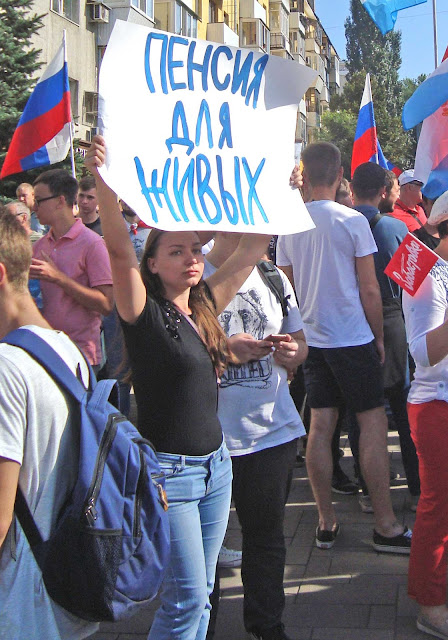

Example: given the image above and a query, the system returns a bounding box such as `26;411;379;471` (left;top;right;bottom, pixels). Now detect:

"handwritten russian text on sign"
385;233;439;296
98;20;317;234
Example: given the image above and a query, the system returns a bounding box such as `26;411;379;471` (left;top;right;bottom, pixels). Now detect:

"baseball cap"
398;169;425;187
427;190;448;225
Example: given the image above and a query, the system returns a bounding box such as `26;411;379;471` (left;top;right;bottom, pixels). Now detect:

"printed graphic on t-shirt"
219;288;272;389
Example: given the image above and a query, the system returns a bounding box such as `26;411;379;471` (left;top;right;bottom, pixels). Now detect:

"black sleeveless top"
120;296;222;455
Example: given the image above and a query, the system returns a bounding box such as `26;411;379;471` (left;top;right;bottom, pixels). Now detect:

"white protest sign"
98;20;317;234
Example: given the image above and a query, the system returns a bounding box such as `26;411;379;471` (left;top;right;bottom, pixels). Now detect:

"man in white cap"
391;169;427;231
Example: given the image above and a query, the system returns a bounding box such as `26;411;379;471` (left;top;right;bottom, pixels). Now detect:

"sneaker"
295;454;305;468
331;471;359;495
249;623;294;640
359;495;374;514
372;526;412;554
315;524;340;550
217;545;242;568
417;615;448;639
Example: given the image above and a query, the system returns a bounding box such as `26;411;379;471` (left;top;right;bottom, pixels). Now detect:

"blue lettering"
165;101;194;155
195;100;214;149
231;50;253;99
245;54;269;108
242;157;268;224
218;102;233;149
134;156;159;223
187;42;213;92
234;157;249;225
210;46;232;91
144;32;169;94
196;154;222;224
161;158;181;222
167;36;188;91
216;155;238;225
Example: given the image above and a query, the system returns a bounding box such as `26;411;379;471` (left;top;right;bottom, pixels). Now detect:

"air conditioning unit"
89;3;109;23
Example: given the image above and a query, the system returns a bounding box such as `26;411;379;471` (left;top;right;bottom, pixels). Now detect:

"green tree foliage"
319;110;357;179
345;0;402;117
0;2;84;199
324;0;421;175
0;0;44;195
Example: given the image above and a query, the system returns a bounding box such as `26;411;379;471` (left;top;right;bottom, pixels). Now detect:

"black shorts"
303;341;384;413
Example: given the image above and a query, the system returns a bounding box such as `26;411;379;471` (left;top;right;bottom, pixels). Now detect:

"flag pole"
433;0;439;68
63;30;76;178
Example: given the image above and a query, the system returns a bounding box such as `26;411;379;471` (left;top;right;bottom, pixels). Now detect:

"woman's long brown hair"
140;229;231;376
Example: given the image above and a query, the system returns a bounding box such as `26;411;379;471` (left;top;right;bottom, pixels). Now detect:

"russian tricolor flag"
1;40;71;180
411;49;448;199
352;73;401;178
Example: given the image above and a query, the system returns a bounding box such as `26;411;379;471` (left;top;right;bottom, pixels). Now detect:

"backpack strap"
369;212;383;231
256;260;290;317
1;328;93;403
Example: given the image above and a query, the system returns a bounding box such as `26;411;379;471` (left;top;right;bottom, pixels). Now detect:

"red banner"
385;233;439;296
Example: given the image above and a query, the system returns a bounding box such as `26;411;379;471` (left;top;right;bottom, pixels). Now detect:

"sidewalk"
92;431;423;640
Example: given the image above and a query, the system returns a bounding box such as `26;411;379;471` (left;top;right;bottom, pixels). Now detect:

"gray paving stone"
397;584;419;617
90;633;120;640
283;604;370;628
311;630;394;640
298;581;396;604
396;615;426;638
368;605;396;629
330;550;410;575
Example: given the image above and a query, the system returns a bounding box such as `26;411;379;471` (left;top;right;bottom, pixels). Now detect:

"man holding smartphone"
204;232;308;640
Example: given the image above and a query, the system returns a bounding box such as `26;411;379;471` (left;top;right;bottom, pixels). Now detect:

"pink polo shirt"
32;219;113;365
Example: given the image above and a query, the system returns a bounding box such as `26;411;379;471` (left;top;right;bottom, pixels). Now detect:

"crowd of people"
0;137;448;640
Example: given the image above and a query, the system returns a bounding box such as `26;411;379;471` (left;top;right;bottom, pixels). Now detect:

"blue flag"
361;0;427;35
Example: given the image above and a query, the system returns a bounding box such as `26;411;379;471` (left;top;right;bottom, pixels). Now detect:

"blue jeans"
148;441;232;640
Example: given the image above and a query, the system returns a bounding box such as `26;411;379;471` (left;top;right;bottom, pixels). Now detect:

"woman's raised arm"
205;234;271;315
85;137;147;324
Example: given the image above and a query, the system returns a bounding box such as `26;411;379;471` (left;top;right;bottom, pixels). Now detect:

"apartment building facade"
29;0;340;148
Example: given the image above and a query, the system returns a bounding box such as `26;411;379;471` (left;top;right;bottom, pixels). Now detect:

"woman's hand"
85;135;107;177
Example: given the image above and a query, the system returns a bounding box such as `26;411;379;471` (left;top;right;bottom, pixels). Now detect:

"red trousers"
408;400;448;606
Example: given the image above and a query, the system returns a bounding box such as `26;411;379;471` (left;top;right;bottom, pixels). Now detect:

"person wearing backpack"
0;208;98;639
84;137;271;640
204;233;308;640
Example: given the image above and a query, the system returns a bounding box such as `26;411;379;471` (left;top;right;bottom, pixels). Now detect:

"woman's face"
147;231;204;295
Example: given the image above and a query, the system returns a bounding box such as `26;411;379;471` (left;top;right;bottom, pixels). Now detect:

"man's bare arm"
0;458;20;550
356;254;385;364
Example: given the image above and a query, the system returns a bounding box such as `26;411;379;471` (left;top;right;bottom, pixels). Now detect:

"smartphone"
265;334;288;343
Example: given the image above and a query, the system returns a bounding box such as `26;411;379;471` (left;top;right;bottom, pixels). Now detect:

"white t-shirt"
403;260;448;405
0;326;98;640
276;200;378;348
204;261;306;456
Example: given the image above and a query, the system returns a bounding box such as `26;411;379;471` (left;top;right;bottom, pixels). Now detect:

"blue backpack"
4;328;170;622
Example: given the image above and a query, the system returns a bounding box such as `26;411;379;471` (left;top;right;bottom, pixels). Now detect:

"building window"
270;2;288;36
209;0;217;23
83;91;98;127
51;0;79;23
240;18;269;53
132;0;154;19
69;78;79;121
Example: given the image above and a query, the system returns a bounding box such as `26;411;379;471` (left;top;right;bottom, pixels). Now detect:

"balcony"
239;0;266;21
207;21;239;46
270;32;290;53
240;18;270;53
306;52;325;79
306;111;320;129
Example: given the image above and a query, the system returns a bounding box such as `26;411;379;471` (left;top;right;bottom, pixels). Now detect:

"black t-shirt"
120;296;222;455
84;217;103;236
413;226;440;251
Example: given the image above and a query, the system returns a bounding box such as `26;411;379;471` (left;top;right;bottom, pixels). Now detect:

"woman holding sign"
85;137;270;640
402;191;448;640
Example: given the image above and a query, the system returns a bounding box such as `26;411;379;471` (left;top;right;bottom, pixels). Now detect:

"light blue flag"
402;57;448;130
361;0;427;35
